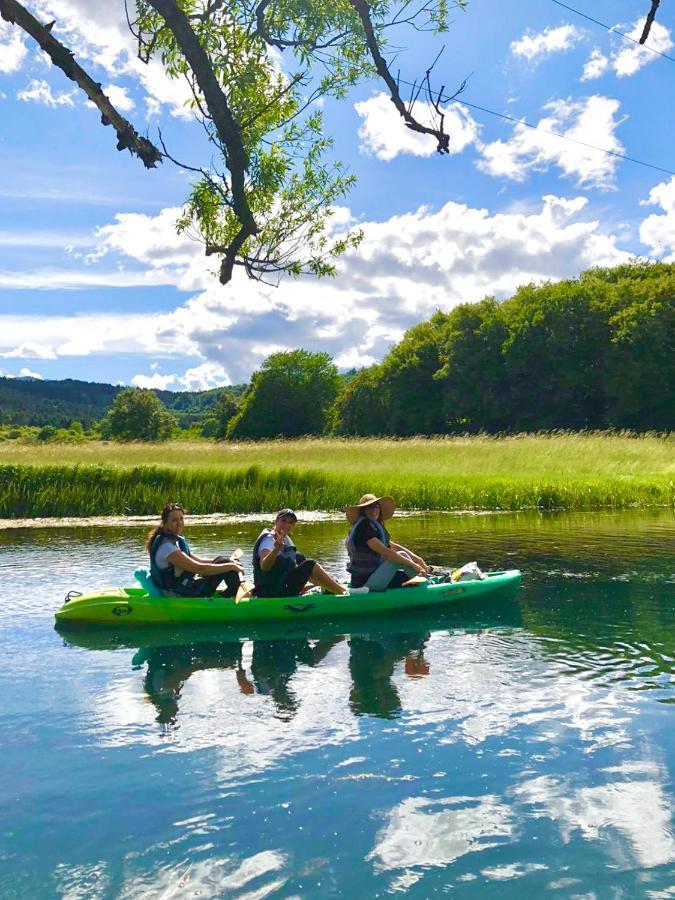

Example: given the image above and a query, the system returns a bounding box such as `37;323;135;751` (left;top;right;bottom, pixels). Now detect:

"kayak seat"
134;567;164;598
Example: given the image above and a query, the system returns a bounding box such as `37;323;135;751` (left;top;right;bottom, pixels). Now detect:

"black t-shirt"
353;518;382;551
350;519;389;587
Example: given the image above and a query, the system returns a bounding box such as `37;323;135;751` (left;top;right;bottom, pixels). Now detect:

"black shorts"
257;559;316;597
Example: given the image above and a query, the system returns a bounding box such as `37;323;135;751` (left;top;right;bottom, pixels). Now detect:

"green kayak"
54;569;521;626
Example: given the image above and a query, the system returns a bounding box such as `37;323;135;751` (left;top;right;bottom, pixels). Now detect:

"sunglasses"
164;503;184;512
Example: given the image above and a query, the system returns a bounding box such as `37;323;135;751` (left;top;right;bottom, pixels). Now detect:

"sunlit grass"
1;432;673;477
0;432;672;517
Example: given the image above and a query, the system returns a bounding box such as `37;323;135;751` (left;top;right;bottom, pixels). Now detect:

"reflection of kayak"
56;596;523;651
54;570;521;626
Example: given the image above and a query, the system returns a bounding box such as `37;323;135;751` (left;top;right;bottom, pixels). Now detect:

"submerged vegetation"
0;433;672;518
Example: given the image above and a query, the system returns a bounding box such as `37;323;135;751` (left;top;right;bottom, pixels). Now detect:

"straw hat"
346;493;395;525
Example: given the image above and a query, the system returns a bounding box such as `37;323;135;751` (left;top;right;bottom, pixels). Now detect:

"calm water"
1;509;674;898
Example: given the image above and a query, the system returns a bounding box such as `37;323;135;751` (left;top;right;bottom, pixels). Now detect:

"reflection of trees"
520;580;675;694
348;633;430;719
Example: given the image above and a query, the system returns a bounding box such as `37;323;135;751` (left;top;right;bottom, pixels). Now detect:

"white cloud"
103;83;135;112
179;363;231;391
582;19;673;80
355;92;479;161
27;0;194;118
639;176;675;260
19;367;43;379
1;342;57;360
613;19;673;77
0;194;632;382
0;19;28;74
510;24;583;62
131;372;176;390
17;79;76;107
478;95;626;189
581;48;610;81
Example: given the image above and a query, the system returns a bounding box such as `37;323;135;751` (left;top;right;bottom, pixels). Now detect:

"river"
1;509;674;898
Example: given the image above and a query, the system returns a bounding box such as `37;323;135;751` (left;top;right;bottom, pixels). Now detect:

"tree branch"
639;0;660;44
146;0;258;284
348;0;450;154
0;0;162;168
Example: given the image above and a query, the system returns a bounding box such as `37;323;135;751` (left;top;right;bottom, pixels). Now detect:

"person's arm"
390;541;430;573
366;537;427;574
166;549;243;577
259;529;285;572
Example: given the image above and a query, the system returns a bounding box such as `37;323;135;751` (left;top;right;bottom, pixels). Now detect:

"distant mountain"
0;377;244;428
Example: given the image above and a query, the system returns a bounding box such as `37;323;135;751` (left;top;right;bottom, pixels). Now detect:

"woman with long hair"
146;503;244;597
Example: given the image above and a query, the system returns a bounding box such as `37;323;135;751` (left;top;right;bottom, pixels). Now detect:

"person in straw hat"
345;494;430;591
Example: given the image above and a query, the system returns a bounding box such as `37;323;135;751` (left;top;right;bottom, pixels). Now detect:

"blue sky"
0;0;673;390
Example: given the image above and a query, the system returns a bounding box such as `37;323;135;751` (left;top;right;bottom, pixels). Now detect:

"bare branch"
146;0;258;284
0;0;162;168
639;0;661;44
348;0;450;154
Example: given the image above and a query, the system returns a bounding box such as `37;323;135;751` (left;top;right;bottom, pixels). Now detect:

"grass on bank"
0;434;672;518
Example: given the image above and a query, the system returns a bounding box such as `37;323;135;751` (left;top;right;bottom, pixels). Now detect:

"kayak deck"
54;570;522;626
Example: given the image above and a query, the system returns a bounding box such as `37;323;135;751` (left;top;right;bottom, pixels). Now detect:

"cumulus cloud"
0;19;28;73
581;49;610;81
510;24;583;62
17;79;76;107
131;372;176;390
0;195;633;382
103;83;135;112
19;367;43;379
179;363;231;391
20;0;193;118
582;19;673;80
639;176;675;260
355;92;479;161
1;342;57;360
478;95;626;188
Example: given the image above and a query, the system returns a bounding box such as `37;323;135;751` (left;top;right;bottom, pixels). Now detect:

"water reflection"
5;508;675;898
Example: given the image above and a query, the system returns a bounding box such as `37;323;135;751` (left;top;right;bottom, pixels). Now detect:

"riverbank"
0;433;672;517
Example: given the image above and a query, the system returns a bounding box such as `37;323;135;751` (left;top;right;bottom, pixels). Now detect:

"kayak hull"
54;570;522;626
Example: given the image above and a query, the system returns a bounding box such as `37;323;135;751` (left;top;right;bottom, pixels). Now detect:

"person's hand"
223;561;244;574
415;557;430;575
273;527;286;552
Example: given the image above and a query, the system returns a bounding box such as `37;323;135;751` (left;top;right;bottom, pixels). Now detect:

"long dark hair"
145;503;185;551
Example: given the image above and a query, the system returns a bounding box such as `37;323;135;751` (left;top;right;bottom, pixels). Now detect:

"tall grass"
1;432;673;478
1;461;672;518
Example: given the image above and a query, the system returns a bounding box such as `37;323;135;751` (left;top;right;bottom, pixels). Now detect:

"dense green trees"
228;350;340;439
336;261;674;434
1;262;671;439
100;388;177;441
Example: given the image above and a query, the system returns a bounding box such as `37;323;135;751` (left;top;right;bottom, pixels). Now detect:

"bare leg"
309;562;349;595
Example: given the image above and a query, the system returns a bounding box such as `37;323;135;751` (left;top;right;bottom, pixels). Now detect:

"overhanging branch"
639;0;660;44
348;0;450;154
146;0;258;285
0;0;162;168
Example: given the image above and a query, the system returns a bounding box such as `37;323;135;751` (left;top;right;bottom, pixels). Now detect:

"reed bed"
1;461;672;518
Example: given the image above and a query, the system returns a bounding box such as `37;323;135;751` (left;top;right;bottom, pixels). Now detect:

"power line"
395;77;675;178
550;0;675;63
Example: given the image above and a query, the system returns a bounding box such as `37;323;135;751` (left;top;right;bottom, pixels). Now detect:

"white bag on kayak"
451;561;486;582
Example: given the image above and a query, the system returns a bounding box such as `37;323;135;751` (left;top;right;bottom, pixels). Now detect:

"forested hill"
0;377;235;427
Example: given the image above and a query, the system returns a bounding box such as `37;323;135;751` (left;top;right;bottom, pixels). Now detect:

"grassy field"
0;433;673;517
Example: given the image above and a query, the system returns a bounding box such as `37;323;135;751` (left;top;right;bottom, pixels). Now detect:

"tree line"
3;261;673;442
227;260;674;438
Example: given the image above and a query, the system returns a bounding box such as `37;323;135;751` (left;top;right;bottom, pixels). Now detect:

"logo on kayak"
283;603;317;613
442;587;465;596
112;605;132;616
